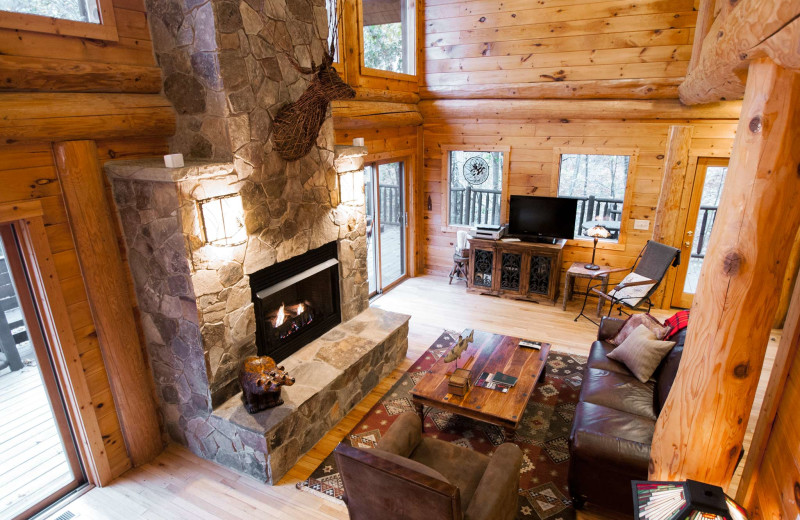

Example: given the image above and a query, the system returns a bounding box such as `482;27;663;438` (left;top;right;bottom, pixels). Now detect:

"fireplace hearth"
251;241;341;362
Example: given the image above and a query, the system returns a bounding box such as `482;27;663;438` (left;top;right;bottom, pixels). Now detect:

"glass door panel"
671;158;729;308
364;165;378;296
377;162;405;287
0;226;83;520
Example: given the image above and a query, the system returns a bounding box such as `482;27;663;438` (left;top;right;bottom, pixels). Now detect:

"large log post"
54;140;163;466
649;58;800;486
652;125;694;308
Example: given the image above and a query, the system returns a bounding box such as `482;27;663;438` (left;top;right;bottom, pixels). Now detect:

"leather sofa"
568;317;686;513
334;411;523;520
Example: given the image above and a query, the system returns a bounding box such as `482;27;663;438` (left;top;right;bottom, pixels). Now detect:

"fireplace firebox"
250;242;341;361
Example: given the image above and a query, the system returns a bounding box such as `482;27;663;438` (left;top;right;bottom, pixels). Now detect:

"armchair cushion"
377;410;423;457
580;367;658;420
607;272;656;308
410;437;490;510
464;443;523;520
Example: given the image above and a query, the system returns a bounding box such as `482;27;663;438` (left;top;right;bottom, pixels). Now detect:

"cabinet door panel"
472;248;494;288
528;255;552;296
499;252;522;292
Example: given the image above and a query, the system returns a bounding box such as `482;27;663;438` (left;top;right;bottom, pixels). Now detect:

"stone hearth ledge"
205;307;409;484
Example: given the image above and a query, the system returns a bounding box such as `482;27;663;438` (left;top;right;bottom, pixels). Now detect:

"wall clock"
463;156;490;185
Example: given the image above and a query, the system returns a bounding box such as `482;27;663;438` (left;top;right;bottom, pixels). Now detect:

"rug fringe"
295;481;347;507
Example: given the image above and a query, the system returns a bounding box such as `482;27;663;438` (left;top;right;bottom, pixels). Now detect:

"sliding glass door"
0;225;84;520
364;160;407;296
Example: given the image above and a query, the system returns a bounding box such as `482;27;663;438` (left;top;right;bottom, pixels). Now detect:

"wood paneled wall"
421;118;738;284
421;0;697;99
0;0;170;481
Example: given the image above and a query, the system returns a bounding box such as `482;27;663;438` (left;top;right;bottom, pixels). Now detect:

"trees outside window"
557;153;631;242
0;0;100;23
362;0;415;75
447;151;504;227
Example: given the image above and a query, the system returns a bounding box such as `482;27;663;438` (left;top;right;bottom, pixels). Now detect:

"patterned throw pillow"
663;310;690;339
608;313;671;346
608;325;676;383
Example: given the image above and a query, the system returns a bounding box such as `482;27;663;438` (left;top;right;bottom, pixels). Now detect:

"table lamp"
585;224;610;270
632;480;748;520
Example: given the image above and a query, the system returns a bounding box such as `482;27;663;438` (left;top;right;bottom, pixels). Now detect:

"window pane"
0;0;100;23
448;151;504;227
362;0;415;74
325;0;339;62
557;154;630;242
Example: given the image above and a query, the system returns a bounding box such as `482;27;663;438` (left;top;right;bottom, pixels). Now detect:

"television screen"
508;195;577;240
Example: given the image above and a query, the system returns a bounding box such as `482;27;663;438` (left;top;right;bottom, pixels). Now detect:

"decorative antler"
283;6;341;76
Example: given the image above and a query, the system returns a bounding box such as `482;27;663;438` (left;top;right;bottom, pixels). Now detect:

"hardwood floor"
43;275;778;520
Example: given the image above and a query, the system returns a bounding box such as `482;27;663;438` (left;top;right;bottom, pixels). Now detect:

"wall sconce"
198;194;247;246
339;169;365;205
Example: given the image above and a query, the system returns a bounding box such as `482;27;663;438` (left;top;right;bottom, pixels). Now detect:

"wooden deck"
41;275;780;519
0;352;75;519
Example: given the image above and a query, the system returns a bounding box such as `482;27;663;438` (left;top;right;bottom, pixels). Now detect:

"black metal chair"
576;240;680;324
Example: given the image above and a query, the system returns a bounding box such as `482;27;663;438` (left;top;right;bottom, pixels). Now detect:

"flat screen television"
508;195;577;241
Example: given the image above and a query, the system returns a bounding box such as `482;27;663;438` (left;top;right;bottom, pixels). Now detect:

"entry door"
364;161;407;296
671;158;729;308
0;225;84;520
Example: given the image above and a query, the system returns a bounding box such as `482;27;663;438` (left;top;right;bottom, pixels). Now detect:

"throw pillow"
608;313;671;346
664;310;690;339
608;324;676;383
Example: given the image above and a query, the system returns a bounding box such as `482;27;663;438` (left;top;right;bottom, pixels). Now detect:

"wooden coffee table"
411;331;551;439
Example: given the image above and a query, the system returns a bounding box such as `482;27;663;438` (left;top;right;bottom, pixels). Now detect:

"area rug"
296;330;586;520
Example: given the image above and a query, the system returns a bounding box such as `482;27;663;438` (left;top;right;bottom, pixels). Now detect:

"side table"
562;262;611;317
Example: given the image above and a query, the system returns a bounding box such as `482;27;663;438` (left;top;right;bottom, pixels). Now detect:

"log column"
649;58;800;486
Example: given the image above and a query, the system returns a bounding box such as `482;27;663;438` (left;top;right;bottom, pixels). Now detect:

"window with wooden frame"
553;148;638;246
0;0;118;40
326;0;344;65
359;0;416;78
441;146;510;231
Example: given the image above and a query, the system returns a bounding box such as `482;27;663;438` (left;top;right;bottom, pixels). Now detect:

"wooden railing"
574;195;623;237
449;186;502;226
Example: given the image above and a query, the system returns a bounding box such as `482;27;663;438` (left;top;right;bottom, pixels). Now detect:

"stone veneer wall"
138;0;370;406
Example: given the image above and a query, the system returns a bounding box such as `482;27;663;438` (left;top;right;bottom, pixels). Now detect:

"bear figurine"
239;356;295;414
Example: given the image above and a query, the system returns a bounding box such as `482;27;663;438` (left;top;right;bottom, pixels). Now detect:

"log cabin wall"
421;118;738;283
0;0;172;481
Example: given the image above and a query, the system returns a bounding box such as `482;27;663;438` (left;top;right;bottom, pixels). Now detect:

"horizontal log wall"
0;0;171;480
422;0;698;99
422;116;739;286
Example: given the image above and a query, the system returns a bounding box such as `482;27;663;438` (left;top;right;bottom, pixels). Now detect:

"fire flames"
275;304;286;327
298;303;304;314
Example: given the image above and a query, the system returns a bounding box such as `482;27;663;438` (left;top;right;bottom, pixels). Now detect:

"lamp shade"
632;480;748;520
586;224;611;239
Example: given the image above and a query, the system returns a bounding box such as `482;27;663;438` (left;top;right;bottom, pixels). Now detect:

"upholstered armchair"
334;411;523;520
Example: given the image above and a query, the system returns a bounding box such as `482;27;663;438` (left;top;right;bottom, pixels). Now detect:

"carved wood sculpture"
239;356;295;414
272;14;355;161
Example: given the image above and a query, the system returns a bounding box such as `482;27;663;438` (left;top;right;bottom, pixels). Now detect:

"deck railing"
573;195;624;237
449;186;502;226
692;206;717;259
379;185;402;225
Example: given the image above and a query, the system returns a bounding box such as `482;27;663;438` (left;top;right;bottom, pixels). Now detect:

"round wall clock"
463;156;490;185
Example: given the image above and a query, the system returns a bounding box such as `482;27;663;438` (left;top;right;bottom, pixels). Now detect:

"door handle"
684;241;692;248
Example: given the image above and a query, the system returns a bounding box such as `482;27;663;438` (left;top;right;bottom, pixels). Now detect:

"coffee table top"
411;330;551;430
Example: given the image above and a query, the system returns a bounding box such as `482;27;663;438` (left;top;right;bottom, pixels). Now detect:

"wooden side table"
562;262;612;316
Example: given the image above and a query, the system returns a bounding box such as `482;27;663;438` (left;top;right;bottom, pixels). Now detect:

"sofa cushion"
609;313;671;346
587;341;630;375
411;437;489;510
570;401;653;471
608;325;676;383
652;328;687;414
580;367;657;420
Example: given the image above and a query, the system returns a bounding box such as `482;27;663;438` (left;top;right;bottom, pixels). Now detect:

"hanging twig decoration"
271;11;355;161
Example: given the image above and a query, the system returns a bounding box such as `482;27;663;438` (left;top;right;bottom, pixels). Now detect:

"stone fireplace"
98;0;410;483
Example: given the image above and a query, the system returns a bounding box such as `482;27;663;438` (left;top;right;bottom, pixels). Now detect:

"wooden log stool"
449;248;469;285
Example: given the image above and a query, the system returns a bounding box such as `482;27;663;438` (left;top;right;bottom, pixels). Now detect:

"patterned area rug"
296;330;586;520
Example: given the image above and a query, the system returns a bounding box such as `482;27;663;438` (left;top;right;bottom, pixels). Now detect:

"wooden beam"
737;264;800;509
420;79;682;100
0;55;162;93
353;87;420;104
687;0;714;73
652;125;694;308
54;140;163;467
650;58;800;487
419;99;742;121
773;228;800;328
679;0;800;104
0;93;175;141
332;100;423;128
